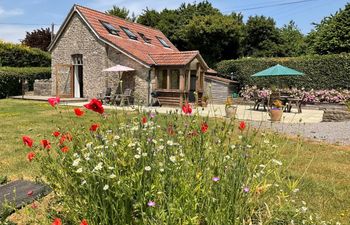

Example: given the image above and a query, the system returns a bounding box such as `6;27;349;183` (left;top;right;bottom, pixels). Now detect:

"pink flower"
212;177;220;182
48;97;60;107
147;201;156;207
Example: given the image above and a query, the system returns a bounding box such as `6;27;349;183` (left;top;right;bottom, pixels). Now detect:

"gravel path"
250;121;350;146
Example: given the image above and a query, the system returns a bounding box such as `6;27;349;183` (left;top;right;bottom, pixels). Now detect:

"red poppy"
51;218;62;225
89;124;99;132
22;136;33;148
53;131;60;137
48;97;60;107
61;146;69;153
27;152;35;162
182;103;192;115
74;108;85;117
84;98;104;114
80;219;88;225
40;139;51;149
239;121;246;131
27;190;33;196
142;116;147;124
201;122;208;133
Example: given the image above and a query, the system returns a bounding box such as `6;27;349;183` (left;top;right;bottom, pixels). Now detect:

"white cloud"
0;6;23;17
0;25;36;43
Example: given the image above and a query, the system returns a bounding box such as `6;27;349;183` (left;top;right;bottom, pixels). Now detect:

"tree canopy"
307;3;350;54
21;28;51;51
103;1;350;65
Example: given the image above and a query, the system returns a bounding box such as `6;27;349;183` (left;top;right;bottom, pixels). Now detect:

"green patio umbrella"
252;64;304;77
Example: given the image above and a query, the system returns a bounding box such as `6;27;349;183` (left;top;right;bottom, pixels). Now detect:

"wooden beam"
196;63;201;92
154;69;158;89
187;69;191;91
167;69;170;90
179;68;185;105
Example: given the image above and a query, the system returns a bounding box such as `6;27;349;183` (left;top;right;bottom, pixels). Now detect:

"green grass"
0;99;349;223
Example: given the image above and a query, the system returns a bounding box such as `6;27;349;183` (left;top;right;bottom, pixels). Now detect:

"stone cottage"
48;5;211;106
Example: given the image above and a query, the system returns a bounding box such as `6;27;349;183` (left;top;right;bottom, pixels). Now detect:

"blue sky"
0;0;348;43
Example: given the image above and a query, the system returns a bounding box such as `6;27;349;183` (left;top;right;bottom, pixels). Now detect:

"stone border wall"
34;79;52;96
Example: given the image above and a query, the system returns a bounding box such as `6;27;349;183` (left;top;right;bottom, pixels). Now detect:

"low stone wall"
34;79;52;96
322;109;350;122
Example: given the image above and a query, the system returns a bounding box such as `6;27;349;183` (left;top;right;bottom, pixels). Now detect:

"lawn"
0;99;349;224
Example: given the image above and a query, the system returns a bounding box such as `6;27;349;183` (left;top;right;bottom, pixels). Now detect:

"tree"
137;8;161;27
307;3;350;54
21;28;51;51
180;14;244;66
137;1;221;50
278;21;306;56
243;16;282;57
106;6;130;19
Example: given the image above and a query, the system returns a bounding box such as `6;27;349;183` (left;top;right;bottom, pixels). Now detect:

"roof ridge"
150;51;199;56
75;4;165;34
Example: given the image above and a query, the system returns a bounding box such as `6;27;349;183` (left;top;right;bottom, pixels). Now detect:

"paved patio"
64;102;324;124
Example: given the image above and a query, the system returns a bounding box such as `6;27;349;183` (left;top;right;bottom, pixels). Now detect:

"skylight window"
157;37;170;48
138;33;151;44
120;27;138;40
100;21;119;36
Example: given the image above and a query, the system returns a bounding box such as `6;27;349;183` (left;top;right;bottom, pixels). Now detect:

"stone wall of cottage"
50;12;151;104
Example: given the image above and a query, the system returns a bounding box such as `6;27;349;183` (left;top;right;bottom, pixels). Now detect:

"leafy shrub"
0;41;51;67
0;67;51;98
216;54;350;90
22;102;337;224
241;86;350;104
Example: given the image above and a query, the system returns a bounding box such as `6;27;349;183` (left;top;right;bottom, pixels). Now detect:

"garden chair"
100;88;112;104
114;88;133;106
253;91;267;111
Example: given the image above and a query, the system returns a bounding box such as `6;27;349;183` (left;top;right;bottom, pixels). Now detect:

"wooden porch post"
179;68;185;105
196;63;201;92
154;69;158;89
187;69;191;91
167;69;171;89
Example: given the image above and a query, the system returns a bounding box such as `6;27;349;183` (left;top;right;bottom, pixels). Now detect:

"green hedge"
216;54;350;90
0;41;51;67
0;67;51;98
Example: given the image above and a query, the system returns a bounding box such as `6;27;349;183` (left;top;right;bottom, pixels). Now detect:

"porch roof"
149;51;209;69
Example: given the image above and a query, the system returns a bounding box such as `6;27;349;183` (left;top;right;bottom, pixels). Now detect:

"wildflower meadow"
20;98;337;225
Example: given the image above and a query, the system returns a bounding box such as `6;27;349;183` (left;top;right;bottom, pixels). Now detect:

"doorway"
72;54;83;98
188;71;197;102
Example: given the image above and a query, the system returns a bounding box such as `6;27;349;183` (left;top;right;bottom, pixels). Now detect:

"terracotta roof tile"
149;51;199;66
76;5;179;65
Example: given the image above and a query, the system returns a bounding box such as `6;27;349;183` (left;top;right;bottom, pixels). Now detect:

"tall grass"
22;103;337;224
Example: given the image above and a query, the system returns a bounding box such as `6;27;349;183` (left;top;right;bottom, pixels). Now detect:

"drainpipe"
147;68;152;106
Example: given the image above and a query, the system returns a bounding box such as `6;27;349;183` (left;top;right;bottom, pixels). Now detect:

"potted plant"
225;96;237;118
269;99;283;122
